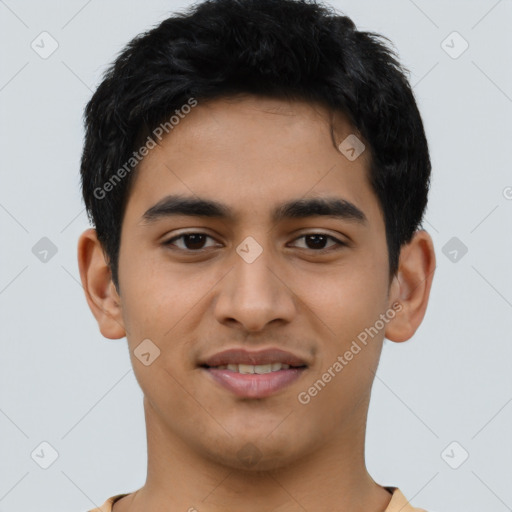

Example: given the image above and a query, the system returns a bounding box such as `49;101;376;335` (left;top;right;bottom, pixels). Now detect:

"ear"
385;229;436;343
77;228;126;339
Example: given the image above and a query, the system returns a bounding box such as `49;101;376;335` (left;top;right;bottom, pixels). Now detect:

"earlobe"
77;228;126;340
385;229;436;343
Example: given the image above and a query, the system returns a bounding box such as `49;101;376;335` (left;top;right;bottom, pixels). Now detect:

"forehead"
122;94;382;230
158;94;360;160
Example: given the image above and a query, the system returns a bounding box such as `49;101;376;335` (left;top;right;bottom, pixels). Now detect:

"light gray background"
1;1;511;511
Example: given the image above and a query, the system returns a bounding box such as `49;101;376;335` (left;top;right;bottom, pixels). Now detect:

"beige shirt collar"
90;487;428;512
384;487;428;512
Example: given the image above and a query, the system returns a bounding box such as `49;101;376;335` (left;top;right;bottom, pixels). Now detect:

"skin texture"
78;95;436;512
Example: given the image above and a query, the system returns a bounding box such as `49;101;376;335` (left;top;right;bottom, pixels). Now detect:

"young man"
77;0;436;510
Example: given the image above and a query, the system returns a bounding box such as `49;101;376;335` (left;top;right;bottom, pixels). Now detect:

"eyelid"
164;231;220;249
163;230;348;252
289;232;347;250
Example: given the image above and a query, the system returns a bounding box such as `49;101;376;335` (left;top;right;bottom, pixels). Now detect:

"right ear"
77;228;126;339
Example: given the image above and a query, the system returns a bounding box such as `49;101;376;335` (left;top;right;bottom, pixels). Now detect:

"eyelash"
162;232;347;253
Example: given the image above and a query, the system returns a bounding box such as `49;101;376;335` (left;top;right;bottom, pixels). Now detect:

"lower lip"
203;367;306;398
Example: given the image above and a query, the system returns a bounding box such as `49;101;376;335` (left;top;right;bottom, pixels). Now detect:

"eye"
163;232;219;251
289;233;346;252
162;231;347;253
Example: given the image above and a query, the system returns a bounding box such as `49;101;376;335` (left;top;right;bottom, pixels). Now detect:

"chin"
201;436;308;472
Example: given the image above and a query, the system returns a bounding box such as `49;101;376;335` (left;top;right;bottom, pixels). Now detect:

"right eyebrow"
140;194;368;226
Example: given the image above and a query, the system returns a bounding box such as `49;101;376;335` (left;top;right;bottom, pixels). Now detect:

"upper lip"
200;348;309;367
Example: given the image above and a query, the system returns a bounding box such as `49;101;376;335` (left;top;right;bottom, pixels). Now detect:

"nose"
213;241;297;332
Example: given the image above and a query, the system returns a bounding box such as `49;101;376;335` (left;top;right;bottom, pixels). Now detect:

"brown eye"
163;232;346;253
290;233;346;251
164;233;217;251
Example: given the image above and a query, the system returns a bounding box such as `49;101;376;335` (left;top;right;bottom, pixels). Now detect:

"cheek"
119;258;222;388
118;251;200;335
294;263;387;339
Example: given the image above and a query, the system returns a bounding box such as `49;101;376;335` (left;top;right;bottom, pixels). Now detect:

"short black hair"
80;0;431;292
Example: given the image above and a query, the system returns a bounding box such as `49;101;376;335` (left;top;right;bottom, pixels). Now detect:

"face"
114;95;396;470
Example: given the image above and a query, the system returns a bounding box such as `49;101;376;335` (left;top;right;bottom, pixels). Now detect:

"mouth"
199;348;309;398
202;362;304;372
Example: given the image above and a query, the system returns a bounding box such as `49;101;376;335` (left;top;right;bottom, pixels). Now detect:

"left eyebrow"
272;196;368;225
140;194;368;226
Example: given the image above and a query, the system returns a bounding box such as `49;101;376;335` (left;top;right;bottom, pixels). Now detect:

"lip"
204;367;306;398
200;347;309;367
199;347;309;399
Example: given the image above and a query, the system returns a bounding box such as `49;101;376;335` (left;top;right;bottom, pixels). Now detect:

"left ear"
385;229;436;343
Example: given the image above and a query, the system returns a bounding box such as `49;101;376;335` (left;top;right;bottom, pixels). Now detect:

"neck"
118;397;392;512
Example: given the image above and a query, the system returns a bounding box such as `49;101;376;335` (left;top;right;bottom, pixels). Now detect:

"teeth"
218;363;291;373
255;364;272;374
238;364;253;374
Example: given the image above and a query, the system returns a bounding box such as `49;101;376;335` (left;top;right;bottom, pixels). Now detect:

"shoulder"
384;487;429;512
86;493;130;512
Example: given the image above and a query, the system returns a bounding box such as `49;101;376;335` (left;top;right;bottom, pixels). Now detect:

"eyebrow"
140;194;368;226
